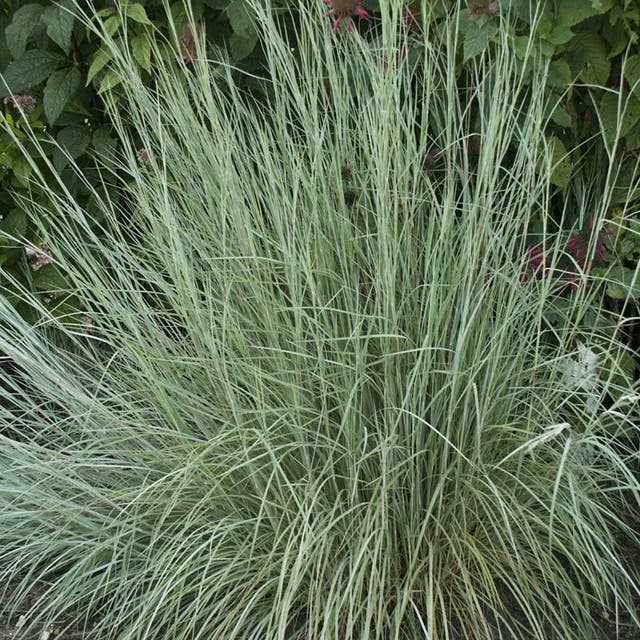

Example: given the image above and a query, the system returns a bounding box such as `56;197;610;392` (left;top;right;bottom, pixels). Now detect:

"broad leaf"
624;54;640;99
226;0;254;36
131;34;152;72
463;23;499;62
44;66;81;125
0;50;68;97
598;92;640;147
5;4;45;60
229;31;257;61
0;209;27;246
43;0;75;55
53;125;91;172
125;4;152;26
547;60;573;88
556;0;602;26
86;47;112;85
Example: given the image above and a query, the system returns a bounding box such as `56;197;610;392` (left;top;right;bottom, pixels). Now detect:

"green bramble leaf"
5;4;45;60
547;60;573;88
624;54;640;99
568;33;611;85
598;92;640;147
43;0;76;55
53;125;91;172
44;66;81;125
556;0;602;27
0;50;68;97
97;69;121;95
463;22;499;62
131;34;152;73
538;135;572;188
0;209;27;246
226;0;254;36
32;263;68;294
125;3;152;26
86;47;111;85
229;31;257;61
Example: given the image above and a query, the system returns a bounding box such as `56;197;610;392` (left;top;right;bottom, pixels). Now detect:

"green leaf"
543;25;574;45
0;50;68;97
624;54;640;99
226;0;254;36
44;66;81;125
4;4;45;60
598;92;640;147
548;135;572;188
463;23;499;62
547;59;573;87
0;209;27;246
91;127;118;163
53;125;91;172
593;265;640;299
11;156;32;187
125;3;152;26
43;0;75;55
86;47;112;85
32;264;67;294
131;34;152;73
103;15;122;37
568;33;610;85
549;102;573;127
556;0;601;27
97;69;121;95
229;30;257;61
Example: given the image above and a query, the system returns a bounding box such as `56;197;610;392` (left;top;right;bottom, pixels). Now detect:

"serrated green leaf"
550;102;573;127
44;66;81;125
43;0;75;55
91;127;118;163
556;0;601;27
463;23;499;62
624;54;640;99
594;265;640;299
32;264;67;293
0;50;68;97
229;30;257;61
131;34;152;72
568;33;610;85
598;92;640;147
547;59;573;87
543;25;574;45
0;209;27;246
103;14;122;37
512;35;531;60
86;47;111;85
5;4;45;60
53;125;90;172
547;135;572;188
11;156;32;187
97;69;121;95
226;0;254;36
125;3;152;26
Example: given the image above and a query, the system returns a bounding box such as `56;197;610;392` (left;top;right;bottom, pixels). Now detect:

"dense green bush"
0;0;273;321
0;0;639;329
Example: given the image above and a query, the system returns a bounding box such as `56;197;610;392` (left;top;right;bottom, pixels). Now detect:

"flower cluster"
3;94;36;112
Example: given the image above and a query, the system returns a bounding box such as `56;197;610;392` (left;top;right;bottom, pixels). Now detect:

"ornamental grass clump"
0;1;639;639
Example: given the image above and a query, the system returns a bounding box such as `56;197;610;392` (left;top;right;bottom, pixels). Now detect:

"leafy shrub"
0;2;638;639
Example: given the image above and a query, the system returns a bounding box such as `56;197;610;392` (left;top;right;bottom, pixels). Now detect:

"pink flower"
3;94;36;112
322;0;370;32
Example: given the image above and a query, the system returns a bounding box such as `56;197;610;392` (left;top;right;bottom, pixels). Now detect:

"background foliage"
0;0;639;319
